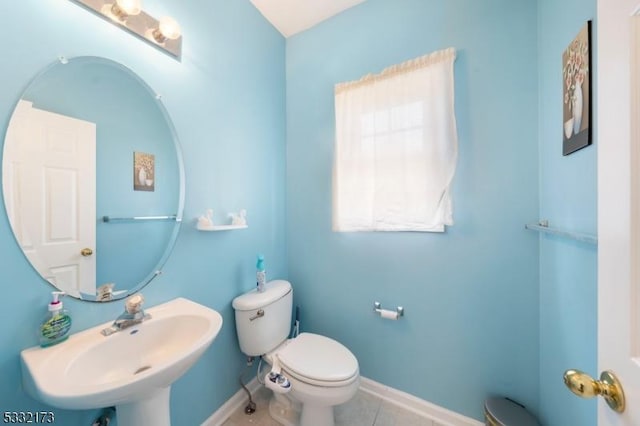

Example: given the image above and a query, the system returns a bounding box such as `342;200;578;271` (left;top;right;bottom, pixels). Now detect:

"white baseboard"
202;376;483;426
359;377;484;426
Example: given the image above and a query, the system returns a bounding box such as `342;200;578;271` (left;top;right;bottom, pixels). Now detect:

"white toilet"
232;280;359;426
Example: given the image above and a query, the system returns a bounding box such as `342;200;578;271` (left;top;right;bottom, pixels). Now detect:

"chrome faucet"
101;293;151;336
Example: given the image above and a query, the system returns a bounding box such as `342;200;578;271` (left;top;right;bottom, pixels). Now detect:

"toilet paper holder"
373;302;404;319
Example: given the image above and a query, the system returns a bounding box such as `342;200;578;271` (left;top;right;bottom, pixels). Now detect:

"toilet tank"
232;280;293;356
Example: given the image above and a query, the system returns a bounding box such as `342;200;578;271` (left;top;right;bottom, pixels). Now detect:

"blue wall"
285;0;540;421
0;1;600;425
0;1;285;425
537;0;597;425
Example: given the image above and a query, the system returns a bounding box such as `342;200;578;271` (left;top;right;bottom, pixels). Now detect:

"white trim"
202;376;482;426
201;378;261;426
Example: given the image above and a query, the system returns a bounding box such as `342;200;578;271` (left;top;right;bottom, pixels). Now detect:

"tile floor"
221;387;449;426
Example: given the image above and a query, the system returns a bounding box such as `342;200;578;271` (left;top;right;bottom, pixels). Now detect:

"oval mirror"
2;57;184;301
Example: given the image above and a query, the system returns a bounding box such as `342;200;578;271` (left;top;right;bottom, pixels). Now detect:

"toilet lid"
277;333;358;382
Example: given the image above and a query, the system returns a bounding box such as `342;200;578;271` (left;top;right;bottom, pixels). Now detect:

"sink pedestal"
116;387;171;426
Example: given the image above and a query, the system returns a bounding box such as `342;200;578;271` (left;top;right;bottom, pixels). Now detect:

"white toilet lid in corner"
278;333;358;382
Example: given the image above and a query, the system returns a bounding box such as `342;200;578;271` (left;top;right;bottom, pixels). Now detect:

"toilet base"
269;392;300;426
299;403;334;426
268;392;336;426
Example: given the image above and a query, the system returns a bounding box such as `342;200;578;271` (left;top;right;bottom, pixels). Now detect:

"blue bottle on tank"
256;254;266;292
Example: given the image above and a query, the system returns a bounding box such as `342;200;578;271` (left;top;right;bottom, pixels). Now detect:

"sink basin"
21;297;223;426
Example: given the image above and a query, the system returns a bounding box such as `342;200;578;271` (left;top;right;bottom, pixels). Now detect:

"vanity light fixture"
68;0;182;60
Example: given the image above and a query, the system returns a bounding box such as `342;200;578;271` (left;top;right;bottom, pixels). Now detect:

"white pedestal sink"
21;297;223;426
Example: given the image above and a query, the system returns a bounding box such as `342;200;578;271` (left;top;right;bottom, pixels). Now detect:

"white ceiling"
250;0;367;38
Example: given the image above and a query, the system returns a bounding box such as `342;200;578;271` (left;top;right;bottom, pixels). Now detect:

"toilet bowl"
232;280;360;426
265;333;360;426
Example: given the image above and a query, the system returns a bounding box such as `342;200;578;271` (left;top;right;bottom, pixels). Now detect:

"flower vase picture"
134;152;155;191
562;21;592;156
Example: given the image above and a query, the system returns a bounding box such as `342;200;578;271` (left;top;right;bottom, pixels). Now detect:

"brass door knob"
80;248;93;257
563;369;625;413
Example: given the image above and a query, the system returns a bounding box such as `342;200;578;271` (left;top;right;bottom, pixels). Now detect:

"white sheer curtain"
333;47;458;232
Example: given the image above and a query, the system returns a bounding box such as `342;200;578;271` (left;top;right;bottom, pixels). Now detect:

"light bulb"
108;0;142;21
155;16;181;42
115;0;142;16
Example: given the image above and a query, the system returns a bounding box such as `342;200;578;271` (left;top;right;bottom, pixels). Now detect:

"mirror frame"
2;56;185;302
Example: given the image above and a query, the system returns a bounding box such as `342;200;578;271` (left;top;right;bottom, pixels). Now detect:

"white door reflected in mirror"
3;100;96;298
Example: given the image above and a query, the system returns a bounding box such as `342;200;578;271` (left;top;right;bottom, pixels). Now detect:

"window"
333;48;458;232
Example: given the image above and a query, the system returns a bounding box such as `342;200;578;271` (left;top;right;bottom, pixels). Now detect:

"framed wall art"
134;151;155;191
562;21;592;156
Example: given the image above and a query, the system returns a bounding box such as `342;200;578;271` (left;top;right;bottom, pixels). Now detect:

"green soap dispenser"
40;291;72;347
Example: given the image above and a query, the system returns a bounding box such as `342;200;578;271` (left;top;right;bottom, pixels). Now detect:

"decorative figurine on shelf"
229;209;247;226
198;209;214;228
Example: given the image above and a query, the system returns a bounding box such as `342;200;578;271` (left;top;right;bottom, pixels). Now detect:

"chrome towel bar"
102;215;179;223
525;220;597;245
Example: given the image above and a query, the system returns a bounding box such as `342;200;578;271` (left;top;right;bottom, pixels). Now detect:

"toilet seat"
275;333;359;387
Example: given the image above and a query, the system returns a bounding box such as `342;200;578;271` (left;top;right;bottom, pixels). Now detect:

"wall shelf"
525;220;597;245
196;209;247;231
196;224;248;231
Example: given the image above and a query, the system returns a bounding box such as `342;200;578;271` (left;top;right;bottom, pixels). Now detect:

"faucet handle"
125;293;145;314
